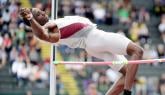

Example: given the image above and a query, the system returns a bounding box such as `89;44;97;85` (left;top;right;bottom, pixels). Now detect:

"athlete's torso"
50;16;96;48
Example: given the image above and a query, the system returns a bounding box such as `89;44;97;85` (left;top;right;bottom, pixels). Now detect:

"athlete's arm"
20;8;60;43
29;18;60;43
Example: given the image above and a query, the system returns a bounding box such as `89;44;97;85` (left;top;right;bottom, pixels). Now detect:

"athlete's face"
32;8;49;26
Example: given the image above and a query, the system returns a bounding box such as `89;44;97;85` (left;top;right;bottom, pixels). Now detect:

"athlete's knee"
119;65;127;76
126;42;144;59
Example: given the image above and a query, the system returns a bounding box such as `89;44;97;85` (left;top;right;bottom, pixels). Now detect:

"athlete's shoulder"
64;15;89;20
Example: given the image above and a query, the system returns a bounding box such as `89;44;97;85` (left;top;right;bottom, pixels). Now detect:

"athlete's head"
23;8;49;26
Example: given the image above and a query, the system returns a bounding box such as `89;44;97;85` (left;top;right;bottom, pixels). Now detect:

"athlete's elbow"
47;38;59;43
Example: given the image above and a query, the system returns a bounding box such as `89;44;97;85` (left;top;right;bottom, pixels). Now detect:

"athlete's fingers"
19;8;32;19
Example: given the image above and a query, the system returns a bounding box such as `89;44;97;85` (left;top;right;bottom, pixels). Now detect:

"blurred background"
0;0;165;95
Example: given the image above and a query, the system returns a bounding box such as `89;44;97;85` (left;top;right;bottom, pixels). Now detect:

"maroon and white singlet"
50;16;96;48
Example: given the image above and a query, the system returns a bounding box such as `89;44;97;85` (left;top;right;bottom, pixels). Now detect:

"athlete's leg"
86;30;128;95
105;42;143;95
105;66;126;95
86;29;143;95
124;42;143;93
86;49;127;95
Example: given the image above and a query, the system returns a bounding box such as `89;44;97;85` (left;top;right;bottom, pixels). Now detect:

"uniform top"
49;16;96;48
50;16;96;39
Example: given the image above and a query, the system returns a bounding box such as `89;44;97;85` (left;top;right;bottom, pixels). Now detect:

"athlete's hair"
22;8;32;27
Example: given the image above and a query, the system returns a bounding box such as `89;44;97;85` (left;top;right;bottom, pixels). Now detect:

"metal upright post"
49;0;58;95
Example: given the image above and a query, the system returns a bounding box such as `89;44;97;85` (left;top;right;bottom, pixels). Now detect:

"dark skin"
106;43;143;95
20;8;143;95
20;8;60;43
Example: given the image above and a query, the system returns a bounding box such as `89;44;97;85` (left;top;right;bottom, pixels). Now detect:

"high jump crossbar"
53;58;165;65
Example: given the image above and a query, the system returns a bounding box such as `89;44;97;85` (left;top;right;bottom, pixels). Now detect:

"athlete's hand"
19;8;33;20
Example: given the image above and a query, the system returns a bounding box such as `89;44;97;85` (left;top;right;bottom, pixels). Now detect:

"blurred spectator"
58;4;64;17
26;91;32;95
43;58;50;73
61;0;72;16
143;44;158;60
0;0;7;6
34;1;43;10
130;8;138;22
9;47;18;65
11;55;26;87
93;3;106;24
158;14;165;43
73;0;85;16
0;11;3;31
9;0;20;23
43;0;51;17
129;21;149;44
156;43;165;58
18;42;28;60
135;76;147;95
0;34;3;46
129;22;141;42
97;74;111;94
92;70;100;82
117;3;130;24
0;46;7;68
159;73;165;95
2;8;11;33
11;56;21;72
16;58;33;87
78;50;92;62
105;10;113;25
137;22;149;45
85;82;102;95
147;77;159;95
56;75;65;95
138;7;150;23
3;33;12;59
29;64;48;88
8;21;18;45
16;23;26;45
84;5;94;20
28;46;41;65
154;0;165;16
58;45;71;61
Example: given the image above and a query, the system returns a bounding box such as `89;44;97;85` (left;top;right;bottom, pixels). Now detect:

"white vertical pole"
50;0;58;95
